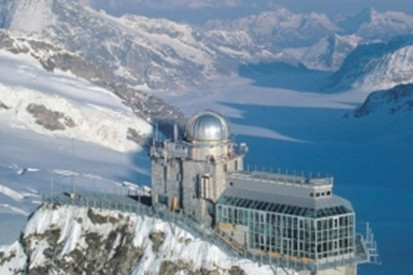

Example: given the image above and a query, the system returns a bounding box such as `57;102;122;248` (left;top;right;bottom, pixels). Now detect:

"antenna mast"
71;138;76;196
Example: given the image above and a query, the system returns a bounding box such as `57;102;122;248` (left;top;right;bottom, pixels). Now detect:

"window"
310;193;314;197
316;193;320;197
229;182;234;186
326;191;331;196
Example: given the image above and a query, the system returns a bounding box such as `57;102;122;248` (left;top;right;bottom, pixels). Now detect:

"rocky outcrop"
0;29;186;136
26;103;76;131
0;204;283;275
21;204;143;275
351;83;413;117
0;101;9;110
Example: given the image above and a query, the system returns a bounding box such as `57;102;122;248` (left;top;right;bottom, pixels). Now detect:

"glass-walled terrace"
216;196;355;261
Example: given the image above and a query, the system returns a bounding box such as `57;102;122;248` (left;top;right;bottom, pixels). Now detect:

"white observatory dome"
186;111;229;142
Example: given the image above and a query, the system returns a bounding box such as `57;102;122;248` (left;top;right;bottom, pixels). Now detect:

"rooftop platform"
228;171;334;187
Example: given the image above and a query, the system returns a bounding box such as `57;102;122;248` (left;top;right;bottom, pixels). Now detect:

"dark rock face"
127;127;150;147
149;230;165;253
229;266;247;275
157;260;243;275
0;101;9;110
87;208;120;225
26;103;76;131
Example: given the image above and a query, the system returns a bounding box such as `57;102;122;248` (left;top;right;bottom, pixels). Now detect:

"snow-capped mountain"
0;0;277;92
283;34;362;71
338;8;413;41
327;35;413;92
351;83;413;117
0;204;289;275
2;1;413;93
204;8;339;48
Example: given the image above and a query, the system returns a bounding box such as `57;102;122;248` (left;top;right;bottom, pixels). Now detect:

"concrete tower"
150;111;246;225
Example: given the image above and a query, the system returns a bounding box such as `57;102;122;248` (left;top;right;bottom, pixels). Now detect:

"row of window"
218;196;352;218
310;191;331;198
217;205;356;260
249;234;354;259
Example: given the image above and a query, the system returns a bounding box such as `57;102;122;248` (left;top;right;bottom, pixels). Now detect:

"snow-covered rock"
327;35;413;92
283;34;362;71
204;8;339;48
0;241;26;274
0;204;293;274
0;0;280;92
0;42;152;152
2;1;413;92
351;83;413;117
338;8;413;41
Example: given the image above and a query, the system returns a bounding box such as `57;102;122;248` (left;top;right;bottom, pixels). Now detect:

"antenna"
173;123;178;141
71;138;76;197
50;176;54;196
155;121;159;142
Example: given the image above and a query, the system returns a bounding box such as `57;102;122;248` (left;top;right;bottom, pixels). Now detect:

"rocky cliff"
0;204;289;275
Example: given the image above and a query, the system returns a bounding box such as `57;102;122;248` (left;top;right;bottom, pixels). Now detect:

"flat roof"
218;181;354;218
228;171;334;187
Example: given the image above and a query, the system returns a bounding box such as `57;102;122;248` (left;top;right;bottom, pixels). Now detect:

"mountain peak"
360;7;378;20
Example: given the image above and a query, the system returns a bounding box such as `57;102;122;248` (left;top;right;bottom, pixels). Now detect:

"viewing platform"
229;171;334;187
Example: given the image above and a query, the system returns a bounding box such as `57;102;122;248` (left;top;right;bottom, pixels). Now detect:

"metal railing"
42;191;378;274
228;171;333;187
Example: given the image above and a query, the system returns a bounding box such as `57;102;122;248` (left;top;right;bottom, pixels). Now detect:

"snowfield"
0;48;152;245
0;50;152;153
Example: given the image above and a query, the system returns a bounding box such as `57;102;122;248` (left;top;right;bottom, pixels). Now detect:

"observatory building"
150;110;378;274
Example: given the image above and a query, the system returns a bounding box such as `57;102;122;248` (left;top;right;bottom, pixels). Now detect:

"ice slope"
8;0;56;33
0;122;152;245
1;204;293;275
0;50;151;152
0;47;152;245
327;35;413;92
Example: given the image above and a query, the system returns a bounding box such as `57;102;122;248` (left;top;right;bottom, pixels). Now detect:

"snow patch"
0;185;24;202
0;50;152;152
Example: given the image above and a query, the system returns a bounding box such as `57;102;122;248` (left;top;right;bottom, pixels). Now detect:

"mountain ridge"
327;35;413;92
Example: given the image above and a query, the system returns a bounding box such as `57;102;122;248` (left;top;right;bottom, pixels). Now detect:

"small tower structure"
150;110;245;225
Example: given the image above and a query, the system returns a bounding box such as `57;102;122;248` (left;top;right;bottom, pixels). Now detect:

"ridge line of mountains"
0;0;413;127
1;0;413;94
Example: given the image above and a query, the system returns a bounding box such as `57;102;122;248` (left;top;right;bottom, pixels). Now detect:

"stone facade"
150;111;245;225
